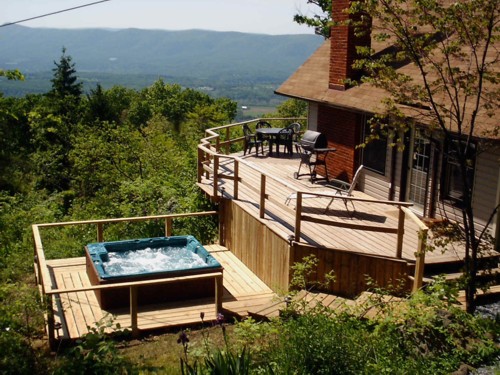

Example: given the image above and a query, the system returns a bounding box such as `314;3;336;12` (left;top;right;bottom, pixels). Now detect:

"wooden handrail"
33;211;219;295
33;211;222;343
35;211;217;228
402;207;428;292
197;117;427;292
46;271;223;295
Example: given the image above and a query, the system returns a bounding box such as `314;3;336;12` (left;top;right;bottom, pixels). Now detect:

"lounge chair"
324;165;364;213
284;165;364;214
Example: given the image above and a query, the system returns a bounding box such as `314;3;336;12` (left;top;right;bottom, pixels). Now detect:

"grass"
118;324;233;373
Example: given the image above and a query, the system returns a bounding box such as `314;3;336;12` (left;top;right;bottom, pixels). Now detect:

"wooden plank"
70;271;95;334
55;272;80;339
43;243;278;340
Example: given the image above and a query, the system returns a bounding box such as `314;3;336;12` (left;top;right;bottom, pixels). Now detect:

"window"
361;116;387;175
442;139;476;203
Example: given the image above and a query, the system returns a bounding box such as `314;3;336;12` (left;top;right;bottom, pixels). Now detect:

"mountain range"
0;25;323;85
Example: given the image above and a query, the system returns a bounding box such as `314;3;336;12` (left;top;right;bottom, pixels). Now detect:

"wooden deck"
45;244;276;341
198;150;489;266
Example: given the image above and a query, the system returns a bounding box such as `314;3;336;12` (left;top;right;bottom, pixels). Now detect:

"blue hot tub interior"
86;235;221;280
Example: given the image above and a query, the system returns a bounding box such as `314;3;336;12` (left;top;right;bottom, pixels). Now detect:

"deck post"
412;228;428;293
215;273;223;314
47;294;56;350
213;155;219;198
396;207;405;258
216;133;220;153
225;128;230;154
197;147;203;183
165;217;173;237
219;200;225;246
97;223;104;242
130;286;139;338
259;174;266;218
234;160;239;200
294;192;302;241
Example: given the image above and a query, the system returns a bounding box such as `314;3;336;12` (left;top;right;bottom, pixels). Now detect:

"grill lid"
300;130;328;150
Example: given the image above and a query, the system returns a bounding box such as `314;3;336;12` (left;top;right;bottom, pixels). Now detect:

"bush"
53;317;134;375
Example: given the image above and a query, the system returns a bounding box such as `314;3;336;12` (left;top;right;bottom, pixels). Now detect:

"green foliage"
244;283;498;374
53;317;134;375
179;315;253;375
0;283;47;375
348;0;499;312
294;0;333;39
49;47;83;100
289;254;336;292
0;68;24;83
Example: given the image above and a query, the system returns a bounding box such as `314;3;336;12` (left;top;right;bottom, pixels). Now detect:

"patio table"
255;128;287;156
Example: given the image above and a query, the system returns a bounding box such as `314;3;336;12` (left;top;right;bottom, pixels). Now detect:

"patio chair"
256;120;272;146
273;127;294;156
243;124;263;156
324;165;364;213
256;120;272;130
286;122;302;144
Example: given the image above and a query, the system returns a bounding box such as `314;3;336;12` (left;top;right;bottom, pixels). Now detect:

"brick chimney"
329;0;371;91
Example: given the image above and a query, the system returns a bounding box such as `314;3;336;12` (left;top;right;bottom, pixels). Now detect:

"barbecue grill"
294;130;336;183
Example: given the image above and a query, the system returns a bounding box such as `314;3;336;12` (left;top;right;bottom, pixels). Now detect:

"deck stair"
407;250;500;285
248;290;403;321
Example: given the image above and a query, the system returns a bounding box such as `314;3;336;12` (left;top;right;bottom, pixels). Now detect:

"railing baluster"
396;207;405;258
412;228;428;293
47;294;56;349
215;273;223;314
213;155;219;198
294;192;303;241
165;217;173;237
259;174;266;218
97;223;104;242
130;286;139;338
234;159;239;200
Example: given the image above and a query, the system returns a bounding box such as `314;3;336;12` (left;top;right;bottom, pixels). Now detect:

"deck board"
199;152;484;265
45;245;276;341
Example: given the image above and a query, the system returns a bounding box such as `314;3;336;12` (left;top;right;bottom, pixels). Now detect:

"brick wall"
317;105;361;181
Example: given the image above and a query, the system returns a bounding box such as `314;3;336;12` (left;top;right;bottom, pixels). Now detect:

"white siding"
308;103;318;131
472;146;499;235
361;142;393;200
436;145;500;238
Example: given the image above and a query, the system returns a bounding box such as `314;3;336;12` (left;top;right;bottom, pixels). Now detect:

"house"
275;0;500;248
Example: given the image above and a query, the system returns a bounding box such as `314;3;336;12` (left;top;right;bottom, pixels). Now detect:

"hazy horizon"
2;0;320;36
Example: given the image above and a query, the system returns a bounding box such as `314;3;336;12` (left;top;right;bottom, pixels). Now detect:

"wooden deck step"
248;290;409;321
248;290;353;320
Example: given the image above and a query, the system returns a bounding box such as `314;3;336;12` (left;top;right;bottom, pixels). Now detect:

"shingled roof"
275;39;499;140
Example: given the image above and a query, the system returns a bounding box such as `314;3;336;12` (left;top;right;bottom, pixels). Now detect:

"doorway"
407;128;432;215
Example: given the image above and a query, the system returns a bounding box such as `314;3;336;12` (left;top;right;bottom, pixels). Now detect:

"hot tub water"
104;246;207;276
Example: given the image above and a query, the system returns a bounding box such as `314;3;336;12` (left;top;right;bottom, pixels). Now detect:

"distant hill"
0;26;322;89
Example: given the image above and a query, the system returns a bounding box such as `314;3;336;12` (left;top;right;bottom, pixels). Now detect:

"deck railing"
33;212;221;347
197;118;428;292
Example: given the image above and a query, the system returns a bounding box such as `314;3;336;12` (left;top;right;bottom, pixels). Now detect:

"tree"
29;48;83;193
293;0;333;38
298;0;499;312
49;47;82;100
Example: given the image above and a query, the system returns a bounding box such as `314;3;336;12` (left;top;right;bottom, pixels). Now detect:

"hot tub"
85;236;223;309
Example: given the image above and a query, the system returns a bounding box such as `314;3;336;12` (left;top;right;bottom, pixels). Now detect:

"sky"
1;0;320;35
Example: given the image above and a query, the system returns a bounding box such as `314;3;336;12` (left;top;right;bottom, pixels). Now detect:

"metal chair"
324;165;364;213
242;124;263;156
